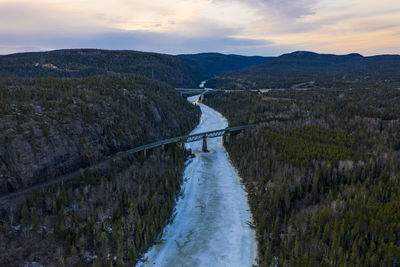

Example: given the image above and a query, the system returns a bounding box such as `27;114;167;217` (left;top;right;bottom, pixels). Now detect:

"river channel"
139;95;257;266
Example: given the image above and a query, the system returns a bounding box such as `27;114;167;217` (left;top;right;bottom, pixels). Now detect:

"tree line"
0;74;200;266
204;86;400;266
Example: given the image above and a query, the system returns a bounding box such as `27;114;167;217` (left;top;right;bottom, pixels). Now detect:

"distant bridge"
175;88;272;96
175;88;245;95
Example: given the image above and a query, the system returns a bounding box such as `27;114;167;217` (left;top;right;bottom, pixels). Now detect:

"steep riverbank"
0;75;199;195
139;95;257;266
0;76;201;266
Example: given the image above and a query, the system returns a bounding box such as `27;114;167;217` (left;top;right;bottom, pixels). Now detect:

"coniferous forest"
2;48;400;266
1;145;191;266
0;49;269;266
204;86;400;266
0;73;200;265
0;74;199;194
3;0;400;264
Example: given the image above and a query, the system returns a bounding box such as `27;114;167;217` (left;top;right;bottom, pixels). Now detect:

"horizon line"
1;47;400;58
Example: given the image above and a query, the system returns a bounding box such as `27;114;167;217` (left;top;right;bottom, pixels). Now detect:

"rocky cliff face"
0;74;200;195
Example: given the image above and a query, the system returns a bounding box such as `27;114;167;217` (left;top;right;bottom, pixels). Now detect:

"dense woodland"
0;49;272;88
0;49;197;87
0;73;200;266
176;53;273;83
204;86;400;266
0;49;273;266
206;51;400;89
0;143;191;266
0;74;199;194
2;48;400;266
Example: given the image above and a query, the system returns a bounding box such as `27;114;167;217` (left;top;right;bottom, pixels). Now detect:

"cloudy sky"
1;0;399;56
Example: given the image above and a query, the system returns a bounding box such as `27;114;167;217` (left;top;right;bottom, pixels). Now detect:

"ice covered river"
138;95;257;266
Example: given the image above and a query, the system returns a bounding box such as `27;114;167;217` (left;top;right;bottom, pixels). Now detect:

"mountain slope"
0;49;197;87
207;51;400;88
0;74;200;195
176;52;274;84
0;49;276;88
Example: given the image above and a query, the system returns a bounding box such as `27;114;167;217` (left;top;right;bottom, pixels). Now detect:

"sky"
0;0;399;56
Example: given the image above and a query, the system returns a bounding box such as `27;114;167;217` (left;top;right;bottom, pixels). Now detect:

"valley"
3;0;400;265
0;49;399;266
139;95;256;266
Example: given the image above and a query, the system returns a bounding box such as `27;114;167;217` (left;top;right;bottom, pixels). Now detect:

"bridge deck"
175;88;246;94
0;125;249;207
127;125;248;153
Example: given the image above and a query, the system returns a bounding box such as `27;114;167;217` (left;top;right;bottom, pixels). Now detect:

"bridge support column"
202;136;208;152
225;133;230;143
199;93;204;103
143;149;147;157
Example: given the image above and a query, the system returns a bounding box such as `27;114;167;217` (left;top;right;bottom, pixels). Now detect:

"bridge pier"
199;93;204;103
202;136;208;152
225;133;230;142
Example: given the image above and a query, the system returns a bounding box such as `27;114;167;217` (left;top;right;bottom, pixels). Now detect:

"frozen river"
138;95;257;266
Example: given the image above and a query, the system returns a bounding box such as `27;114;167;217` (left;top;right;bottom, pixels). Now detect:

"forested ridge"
176;53;273;83
0;49;196;87
2;48;400;266
207;51;400;89
204;86;400;266
0;74;199;195
0;48;273;266
0;73;200;266
0;49;274;88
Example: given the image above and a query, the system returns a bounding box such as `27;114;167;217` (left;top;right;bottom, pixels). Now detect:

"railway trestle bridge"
128;125;249;154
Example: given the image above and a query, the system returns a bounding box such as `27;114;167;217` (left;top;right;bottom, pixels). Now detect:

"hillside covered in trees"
207;51;400;89
2;48;400;266
0;48;273;266
0;49;274;87
0;140;192;266
0;74;200;266
0;74;199;195
176;53;273;83
0;49;197;87
204;85;400;266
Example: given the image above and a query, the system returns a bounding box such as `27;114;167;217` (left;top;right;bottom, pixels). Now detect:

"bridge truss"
127;125;249;154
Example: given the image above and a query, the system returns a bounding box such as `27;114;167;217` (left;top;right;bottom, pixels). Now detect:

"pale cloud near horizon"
0;0;399;56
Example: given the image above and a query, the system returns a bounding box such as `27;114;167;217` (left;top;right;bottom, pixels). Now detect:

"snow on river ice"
138;95;257;266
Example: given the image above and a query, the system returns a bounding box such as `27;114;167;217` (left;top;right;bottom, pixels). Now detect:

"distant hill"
207;51;400;89
0;49;197;87
176;53;274;84
0;49;275;87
